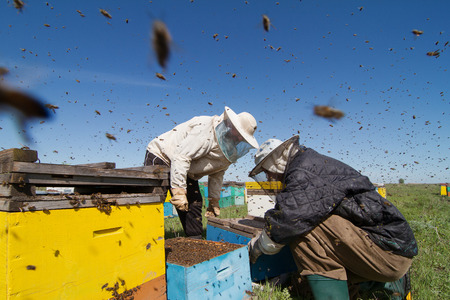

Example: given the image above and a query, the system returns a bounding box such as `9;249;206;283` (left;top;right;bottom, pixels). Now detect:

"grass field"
164;184;450;299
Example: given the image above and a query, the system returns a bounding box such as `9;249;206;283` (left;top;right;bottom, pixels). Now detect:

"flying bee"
152;20;172;69
13;0;25;12
412;29;423;36
155;72;166;80
262;14;273;32
0;85;50;141
426;50;440;57
0;67;9;77
105;133;117;141
99;9;112;19
45;104;59;113
313;105;345;120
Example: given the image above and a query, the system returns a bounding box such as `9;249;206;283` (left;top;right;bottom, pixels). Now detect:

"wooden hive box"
0;148;170;299
165;237;252;300
206;216;297;282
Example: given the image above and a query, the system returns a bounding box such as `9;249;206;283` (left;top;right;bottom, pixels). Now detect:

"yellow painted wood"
440;185;447;196
1;203;165;299
245;181;283;190
165;190;171;202
377;187;387;199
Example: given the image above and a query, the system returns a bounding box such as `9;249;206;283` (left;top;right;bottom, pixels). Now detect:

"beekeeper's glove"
205;197;220;217
248;230;285;264
170;188;189;212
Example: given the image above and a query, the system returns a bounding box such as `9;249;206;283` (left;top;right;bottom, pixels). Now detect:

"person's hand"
248;235;263;264
205;197;220;217
170;188;189;212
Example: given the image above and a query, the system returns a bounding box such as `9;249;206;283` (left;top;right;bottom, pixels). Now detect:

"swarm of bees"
152;20;172;69
313;105;345;120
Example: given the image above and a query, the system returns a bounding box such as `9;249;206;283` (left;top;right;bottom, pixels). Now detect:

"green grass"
164;184;450;299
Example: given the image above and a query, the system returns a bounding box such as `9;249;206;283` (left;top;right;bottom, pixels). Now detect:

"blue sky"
1;0;448;184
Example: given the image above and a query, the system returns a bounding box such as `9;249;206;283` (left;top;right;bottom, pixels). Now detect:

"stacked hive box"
0;148;170;299
202;181;246;208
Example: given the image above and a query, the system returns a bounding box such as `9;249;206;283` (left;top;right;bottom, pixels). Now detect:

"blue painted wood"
207;224;298;282
166;242;252;300
164;202;174;217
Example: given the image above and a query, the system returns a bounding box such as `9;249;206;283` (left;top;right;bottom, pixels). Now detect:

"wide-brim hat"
249;135;299;177
224;106;259;148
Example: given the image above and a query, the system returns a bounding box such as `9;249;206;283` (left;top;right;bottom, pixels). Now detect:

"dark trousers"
144;151;203;237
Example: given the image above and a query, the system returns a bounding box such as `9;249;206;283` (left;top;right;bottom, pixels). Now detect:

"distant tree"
399;178;405;184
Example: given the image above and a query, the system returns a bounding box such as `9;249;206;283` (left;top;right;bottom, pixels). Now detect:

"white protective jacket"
146;114;231;199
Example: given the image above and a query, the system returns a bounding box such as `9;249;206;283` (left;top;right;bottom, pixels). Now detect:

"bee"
213;33;218;39
26;265;36;270
152;20;172;69
95;110;101;115
0;66;9;77
76;10;85;17
0;86;50;119
262;14;273;32
155;72;166;80
105;133;116;141
101;283;108;290
426;50;440;57
313;105;345;120
45;104;59;113
99;9;112;19
44;24;50;27
412;29;423;36
146;243;151;250
13;0;25;12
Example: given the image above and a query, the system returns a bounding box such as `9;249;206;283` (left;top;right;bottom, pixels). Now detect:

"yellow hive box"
0;203;165;299
0;148;170;299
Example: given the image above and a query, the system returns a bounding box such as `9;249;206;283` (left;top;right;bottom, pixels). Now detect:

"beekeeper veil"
215;106;259;163
249;135;300;195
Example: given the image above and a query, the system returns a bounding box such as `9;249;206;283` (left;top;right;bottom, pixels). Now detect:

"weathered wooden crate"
165;238;252;300
0;148;170;299
206;216;297;282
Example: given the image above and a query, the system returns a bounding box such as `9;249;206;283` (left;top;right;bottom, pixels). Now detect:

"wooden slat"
6;162;169;180
7;172;167;186
0;148;38;163
75;162;116;169
0;193;165;212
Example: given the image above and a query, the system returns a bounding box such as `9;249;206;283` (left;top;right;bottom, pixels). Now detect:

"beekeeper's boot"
307;274;350;300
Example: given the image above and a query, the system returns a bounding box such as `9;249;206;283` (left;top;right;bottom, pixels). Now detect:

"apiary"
165;237;252;300
203;181;247;208
206;216;297;282
0;148;169;299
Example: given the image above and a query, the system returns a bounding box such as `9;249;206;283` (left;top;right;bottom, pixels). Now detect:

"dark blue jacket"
264;147;418;258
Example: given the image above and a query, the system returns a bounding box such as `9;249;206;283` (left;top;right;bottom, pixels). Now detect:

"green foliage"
399;178;405;184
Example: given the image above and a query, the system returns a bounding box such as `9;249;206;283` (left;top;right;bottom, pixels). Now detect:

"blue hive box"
166;238;252;300
206;216;297;282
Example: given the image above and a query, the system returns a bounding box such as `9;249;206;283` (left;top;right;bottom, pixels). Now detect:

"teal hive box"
206;216;297;282
166;238;252;299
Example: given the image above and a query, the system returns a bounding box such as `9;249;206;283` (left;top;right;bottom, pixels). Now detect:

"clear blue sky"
1;0;448;184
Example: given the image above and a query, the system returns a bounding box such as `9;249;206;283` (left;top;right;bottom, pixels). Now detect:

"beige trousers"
289;215;412;283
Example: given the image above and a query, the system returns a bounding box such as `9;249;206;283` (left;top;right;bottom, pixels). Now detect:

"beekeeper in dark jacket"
248;135;418;299
145;106;258;238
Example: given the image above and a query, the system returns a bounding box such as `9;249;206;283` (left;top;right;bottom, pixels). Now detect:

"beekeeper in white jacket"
145;106;259;238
